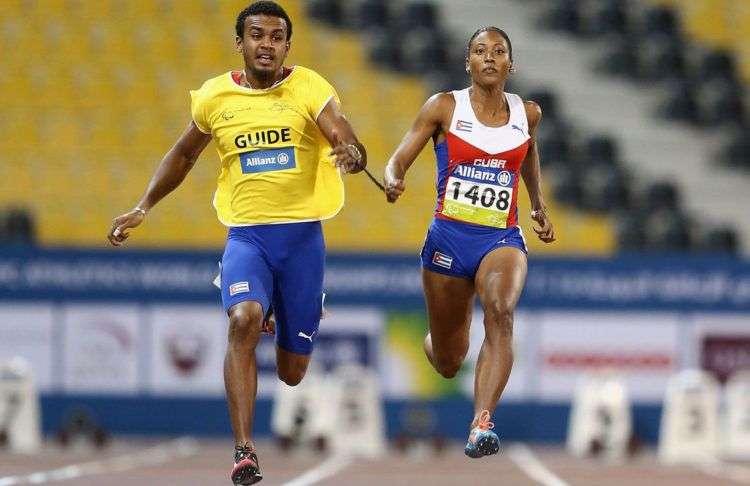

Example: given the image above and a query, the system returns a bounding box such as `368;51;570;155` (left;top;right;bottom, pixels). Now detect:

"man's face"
236;14;290;77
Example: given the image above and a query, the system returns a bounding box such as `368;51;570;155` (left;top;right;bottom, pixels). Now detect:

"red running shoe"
231;444;262;485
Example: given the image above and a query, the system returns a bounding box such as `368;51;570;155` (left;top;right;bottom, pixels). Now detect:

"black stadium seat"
646;181;680;211
307;0;343;26
701;227;739;254
583;0;629;37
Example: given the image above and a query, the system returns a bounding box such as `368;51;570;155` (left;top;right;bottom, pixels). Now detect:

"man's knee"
277;351;310;386
227;302;264;346
277;362;308;386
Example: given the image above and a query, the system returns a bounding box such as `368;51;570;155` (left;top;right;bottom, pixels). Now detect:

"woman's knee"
483;302;514;338
227;302;263;345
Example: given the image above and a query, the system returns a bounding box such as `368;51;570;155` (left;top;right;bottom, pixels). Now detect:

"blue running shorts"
420;218;527;280
220;221;325;355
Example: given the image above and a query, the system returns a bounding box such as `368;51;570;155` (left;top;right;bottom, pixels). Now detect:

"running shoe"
464;410;500;458
231;444;262;485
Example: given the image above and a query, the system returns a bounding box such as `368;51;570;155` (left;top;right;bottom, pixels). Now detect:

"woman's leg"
421;268;475;378
472;247;527;427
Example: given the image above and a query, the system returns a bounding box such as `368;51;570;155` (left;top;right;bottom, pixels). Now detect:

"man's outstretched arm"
107;121;211;246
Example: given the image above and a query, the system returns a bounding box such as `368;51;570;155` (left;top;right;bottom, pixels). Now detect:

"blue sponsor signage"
0;248;748;311
240;147;296;174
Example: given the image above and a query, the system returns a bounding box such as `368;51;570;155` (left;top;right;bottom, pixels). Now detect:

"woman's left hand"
531;208;555;243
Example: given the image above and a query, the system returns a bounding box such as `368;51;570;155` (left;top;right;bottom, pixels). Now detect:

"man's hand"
108;208;146;247
384;169;405;203
531;207;555;243
329;134;363;174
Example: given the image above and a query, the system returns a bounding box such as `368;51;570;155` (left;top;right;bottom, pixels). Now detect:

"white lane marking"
0;437;198;485
694;459;750;484
282;453;353;486
507;443;570;486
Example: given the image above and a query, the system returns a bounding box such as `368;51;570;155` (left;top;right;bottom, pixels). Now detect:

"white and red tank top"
434;88;530;228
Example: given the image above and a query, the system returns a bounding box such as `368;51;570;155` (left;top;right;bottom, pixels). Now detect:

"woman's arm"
521;101;555;243
384;93;453;203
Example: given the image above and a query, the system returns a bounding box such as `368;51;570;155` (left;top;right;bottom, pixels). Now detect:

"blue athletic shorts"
420;218;527;280
219;221;325;355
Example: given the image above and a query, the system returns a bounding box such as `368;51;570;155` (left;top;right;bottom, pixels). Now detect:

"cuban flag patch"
432;251;453;269
229;281;250;296
456;119;473;132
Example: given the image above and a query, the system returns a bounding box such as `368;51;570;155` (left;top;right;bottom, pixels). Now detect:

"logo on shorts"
298;330;316;343
229;281;250;296
432;251;453;269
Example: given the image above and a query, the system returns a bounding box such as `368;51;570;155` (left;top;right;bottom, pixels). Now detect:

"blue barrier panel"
0;248;748;311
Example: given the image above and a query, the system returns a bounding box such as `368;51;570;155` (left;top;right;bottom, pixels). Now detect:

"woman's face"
466;30;512;86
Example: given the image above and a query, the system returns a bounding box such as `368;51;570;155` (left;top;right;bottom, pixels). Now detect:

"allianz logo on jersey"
240;146;296;174
473;158;507;169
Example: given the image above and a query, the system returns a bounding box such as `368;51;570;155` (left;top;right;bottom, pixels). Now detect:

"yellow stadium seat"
2;0;617;253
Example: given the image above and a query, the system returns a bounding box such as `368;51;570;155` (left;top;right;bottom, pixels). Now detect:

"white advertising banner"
256;307;384;398
0;304;55;391
147;305;228;396
537;312;680;402
689;313;750;383
62;304;141;394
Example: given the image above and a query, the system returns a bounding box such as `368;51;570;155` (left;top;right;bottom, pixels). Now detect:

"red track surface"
0;439;741;485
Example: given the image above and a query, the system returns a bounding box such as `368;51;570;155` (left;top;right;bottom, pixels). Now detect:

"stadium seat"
307;0;343;26
646;208;692;252
657;80;701;124
401;2;439;31
646;181;680;212
615;211;647;252
720;127;750;169
539;0;582;35
700;226;739;254
584;0;629;37
399;28;449;74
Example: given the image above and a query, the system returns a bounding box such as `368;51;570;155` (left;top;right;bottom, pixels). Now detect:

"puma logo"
298;331;316;342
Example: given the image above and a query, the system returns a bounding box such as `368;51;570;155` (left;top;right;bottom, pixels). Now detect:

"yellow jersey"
190;66;345;226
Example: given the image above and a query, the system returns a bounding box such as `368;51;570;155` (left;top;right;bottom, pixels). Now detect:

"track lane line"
282;453;354;486
507;443;570;486
0;437;198;485
694;459;750;485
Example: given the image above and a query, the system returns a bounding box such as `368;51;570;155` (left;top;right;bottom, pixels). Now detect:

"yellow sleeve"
305;70;340;120
189;88;211;134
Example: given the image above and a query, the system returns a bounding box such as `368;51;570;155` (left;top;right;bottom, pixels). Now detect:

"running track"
0;438;745;485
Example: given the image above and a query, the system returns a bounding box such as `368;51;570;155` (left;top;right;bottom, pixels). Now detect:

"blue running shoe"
464;410;500;458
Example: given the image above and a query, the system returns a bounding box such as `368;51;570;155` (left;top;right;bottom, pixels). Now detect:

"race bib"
440;176;512;228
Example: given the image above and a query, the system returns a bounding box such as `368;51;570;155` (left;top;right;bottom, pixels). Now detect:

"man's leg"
275;347;311;386
272;222;323;385
225;300;264;447
220;232;273;485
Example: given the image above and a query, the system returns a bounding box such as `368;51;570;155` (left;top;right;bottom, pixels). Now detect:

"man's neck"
243;67;285;89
